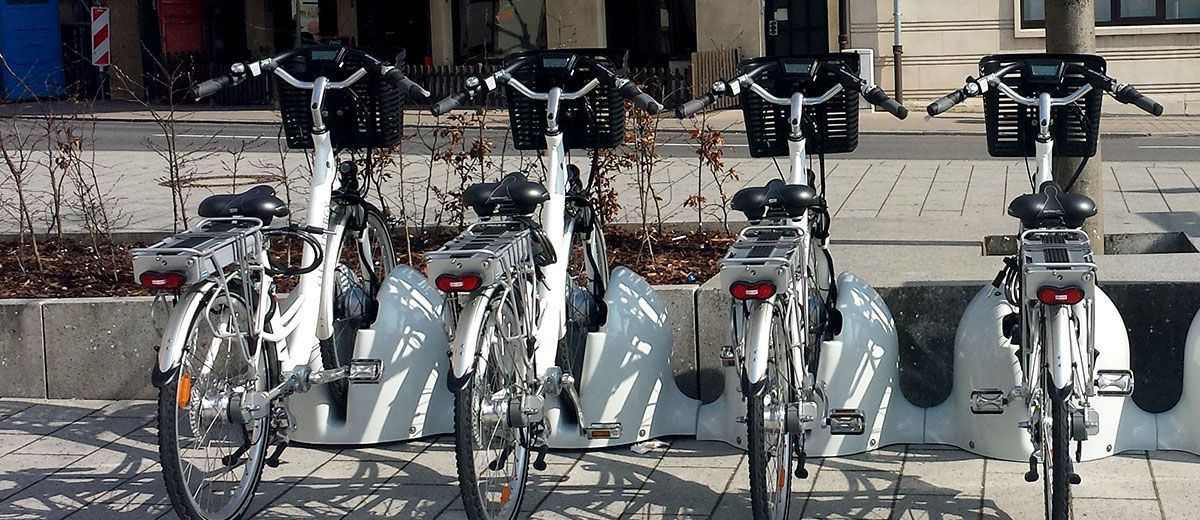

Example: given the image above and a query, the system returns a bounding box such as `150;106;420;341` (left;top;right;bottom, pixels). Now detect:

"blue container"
0;0;66;100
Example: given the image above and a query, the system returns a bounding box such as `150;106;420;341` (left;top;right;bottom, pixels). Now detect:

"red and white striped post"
91;7;110;68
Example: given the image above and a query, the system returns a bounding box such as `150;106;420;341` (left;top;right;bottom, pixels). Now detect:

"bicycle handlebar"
675;61;908;120
190;47;428;102
430;53;662;116
928;61;1163;117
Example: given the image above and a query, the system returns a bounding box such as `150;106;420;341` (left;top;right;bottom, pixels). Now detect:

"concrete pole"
1045;0;1104;252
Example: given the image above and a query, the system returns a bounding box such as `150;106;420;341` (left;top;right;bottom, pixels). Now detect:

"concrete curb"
4;281;1196;411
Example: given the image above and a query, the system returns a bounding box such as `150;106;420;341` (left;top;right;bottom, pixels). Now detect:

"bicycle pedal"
265;440;289;468
827;409;866;435
969;389;1008;414
532;444;549;471
347;359;383;384
718;345;737;367
1095;369;1134;396
584;422;622;440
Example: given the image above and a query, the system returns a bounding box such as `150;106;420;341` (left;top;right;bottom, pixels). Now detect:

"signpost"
91;7;110;67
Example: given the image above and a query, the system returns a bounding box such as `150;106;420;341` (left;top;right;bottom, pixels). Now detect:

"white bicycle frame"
448;75;603;383
156;66;378;378
980;77;1095;396
731;76;843;388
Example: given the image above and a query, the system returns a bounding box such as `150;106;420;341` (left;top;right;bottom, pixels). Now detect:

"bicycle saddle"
463;172;550;217
731;179;820;220
197;185;290;225
1007;182;1096;229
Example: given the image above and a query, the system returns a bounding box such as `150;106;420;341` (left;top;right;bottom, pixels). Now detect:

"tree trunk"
1045;0;1104;253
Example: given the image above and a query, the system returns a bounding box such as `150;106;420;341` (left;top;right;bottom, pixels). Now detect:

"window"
1022;0;1200;27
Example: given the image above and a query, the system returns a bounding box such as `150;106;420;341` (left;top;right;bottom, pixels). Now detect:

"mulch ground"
0;229;730;298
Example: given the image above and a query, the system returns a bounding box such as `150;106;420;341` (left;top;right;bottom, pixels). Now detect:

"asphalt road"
9;119;1199;161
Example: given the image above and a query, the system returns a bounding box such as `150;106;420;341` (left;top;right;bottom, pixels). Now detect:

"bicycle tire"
454;293;531;520
746;303;793;520
159;282;269;520
321;203;396;403
1044;389;1072;520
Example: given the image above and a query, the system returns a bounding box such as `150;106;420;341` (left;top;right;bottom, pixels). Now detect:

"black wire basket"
505;48;628;151
276;47;406;150
980;53;1105;158
739;53;861;158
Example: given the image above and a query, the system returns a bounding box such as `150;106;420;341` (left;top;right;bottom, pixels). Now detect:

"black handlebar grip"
385;69;431;101
863;86;908;120
927;89;966;117
879;97;909;120
431;90;472;116
1116;85;1164;116
190;74;235;100
675;96;714;119
619;81;663;115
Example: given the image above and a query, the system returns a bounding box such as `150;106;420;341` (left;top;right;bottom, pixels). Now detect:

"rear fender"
447;286;500;392
741;299;775;396
152;280;218;387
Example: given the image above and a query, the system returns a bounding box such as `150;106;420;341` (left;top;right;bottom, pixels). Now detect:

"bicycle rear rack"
719;225;805;291
1019;229;1096;302
131;218;265;286
425;221;535;286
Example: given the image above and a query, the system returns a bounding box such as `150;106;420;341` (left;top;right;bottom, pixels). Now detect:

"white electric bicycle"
927;53;1162;520
131;45;428;520
428;49;667;520
678;53;907;520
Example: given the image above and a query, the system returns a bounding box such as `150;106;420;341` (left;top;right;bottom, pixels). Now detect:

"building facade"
94;0;1197;112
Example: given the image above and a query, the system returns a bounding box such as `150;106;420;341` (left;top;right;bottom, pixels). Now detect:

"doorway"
764;0;829;55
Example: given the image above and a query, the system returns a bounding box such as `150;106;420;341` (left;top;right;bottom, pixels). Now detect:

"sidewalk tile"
1155;477;1199;520
800;494;893;519
14;416;150;455
0;454;84;501
898;449;984;497
891;494;982;519
1148;450;1200;479
1073;497;1160;518
344;483;456;519
1073;453;1156;499
659;438;744;468
625;463;734;516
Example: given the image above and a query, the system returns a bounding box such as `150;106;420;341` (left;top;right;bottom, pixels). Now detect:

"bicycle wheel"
159;284;269;520
746;303;793;520
1042;387;1072;520
321;203;396;402
454;292;531;520
557;222;608;420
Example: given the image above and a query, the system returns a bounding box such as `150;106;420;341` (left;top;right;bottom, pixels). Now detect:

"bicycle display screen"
779;59;818;80
1025;60;1065;84
540;55;577;77
309;49;341;62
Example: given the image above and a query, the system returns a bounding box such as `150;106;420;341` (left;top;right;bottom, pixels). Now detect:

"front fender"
741;299;775;396
447;287;499;392
153;280;218;387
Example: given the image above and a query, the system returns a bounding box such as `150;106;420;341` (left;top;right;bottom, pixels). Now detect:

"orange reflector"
500;484;512;505
777;467;787;491
591;430;611;438
177;372;192;408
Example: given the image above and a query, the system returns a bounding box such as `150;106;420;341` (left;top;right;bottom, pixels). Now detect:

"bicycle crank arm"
228;360;384;424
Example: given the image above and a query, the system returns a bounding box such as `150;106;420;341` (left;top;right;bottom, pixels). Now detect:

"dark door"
764;0;829;55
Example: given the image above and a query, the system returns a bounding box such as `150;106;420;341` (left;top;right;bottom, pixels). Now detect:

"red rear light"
730;281;776;300
139;271;186;290
1037;286;1084;305
436;274;483;292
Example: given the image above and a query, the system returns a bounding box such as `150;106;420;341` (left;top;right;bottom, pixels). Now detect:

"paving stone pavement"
1;399;1197;519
